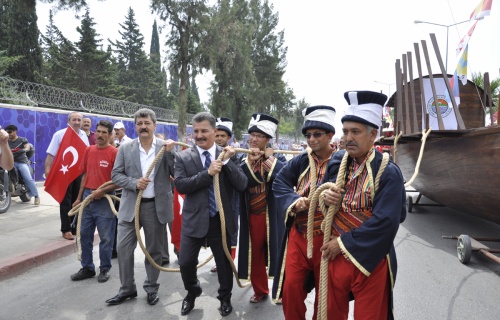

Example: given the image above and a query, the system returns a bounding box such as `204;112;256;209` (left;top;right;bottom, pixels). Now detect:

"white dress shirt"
139;136;157;199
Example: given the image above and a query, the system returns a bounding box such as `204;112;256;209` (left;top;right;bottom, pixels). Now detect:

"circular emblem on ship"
426;95;452;118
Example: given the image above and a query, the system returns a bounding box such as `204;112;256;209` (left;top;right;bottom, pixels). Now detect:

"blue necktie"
203;151;217;217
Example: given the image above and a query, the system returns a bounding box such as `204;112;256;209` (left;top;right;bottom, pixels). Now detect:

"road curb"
0;233;99;281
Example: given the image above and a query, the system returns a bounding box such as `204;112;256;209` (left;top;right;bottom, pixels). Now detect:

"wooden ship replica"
380;33;500;226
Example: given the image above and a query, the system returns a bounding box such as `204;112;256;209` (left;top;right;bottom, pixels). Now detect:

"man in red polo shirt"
70;120;119;283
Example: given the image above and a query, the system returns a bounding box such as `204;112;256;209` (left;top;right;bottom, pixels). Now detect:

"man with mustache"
175;112;247;316
322;91;406;319
237;113;287;304
46;112;90;240
106;109;176;306
70;120;119;283
272;105;337;318
82;117;96;145
113;122;131;147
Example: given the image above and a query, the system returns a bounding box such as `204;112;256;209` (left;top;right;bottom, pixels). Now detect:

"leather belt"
141;197;155;203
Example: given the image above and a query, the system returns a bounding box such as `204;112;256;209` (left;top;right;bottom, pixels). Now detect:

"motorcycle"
0;144;35;213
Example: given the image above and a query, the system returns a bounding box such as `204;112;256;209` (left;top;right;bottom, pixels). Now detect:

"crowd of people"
2;89;406;319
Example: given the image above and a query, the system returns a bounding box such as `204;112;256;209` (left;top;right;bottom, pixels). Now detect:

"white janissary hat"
216;117;233;136
341;91;387;129
113;122;125;130
248;113;278;138
302;105;336;134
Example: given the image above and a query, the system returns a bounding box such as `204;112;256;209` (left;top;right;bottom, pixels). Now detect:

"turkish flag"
44;126;87;203
171;188;184;252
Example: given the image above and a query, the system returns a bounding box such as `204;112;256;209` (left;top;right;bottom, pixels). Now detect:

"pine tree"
74;9;114;95
6;0;43;82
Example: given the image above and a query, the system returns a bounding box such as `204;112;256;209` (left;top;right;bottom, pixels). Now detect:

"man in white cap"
272;105;337;318
237;113;287;304
210;117;241;273
114;122;131;147
322;91;406;319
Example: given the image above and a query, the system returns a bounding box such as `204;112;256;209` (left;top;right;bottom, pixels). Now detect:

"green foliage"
39;0;90;11
5;0;43;82
151;0;210;140
471;72;500;114
0;51;22;76
72;9;114;96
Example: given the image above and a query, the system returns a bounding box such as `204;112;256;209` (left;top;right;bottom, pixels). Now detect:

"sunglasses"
6;130;13;134
303;132;327;139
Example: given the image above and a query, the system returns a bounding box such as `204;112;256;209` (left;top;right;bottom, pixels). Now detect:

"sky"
36;0;500;130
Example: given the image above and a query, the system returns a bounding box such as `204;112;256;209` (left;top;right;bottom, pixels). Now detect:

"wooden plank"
402;54;412;133
421;39;445;130
407;51;419;132
414;43;428;129
429;33;466;129
395;59;404;135
484;72;494;125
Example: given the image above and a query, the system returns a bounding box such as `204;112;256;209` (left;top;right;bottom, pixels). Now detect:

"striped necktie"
203;151;217;217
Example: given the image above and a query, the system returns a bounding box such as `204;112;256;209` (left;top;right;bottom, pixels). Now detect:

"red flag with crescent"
44;126;87;203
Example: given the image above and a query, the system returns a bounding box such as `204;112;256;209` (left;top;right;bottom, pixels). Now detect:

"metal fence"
0;76;194;123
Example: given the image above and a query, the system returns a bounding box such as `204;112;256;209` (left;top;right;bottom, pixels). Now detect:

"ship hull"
395;126;500;225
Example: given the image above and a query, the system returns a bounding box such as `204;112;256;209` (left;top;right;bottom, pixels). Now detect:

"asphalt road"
1;194;499;320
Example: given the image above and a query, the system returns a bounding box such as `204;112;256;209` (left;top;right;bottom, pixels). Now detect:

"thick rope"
392;131;403;164
68;143;301;276
206;147;300;287
305;147;318;259
316;151;390;320
404;128;432;187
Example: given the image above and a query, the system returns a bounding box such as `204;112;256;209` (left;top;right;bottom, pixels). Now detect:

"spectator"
45;112;90;240
82;117;96;145
5;125;39;205
114;122;131;147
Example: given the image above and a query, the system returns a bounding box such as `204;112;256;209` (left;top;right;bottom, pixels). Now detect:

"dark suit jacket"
174;144;247;238
111;138;175;224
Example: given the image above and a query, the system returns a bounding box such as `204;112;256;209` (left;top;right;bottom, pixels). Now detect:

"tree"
151;0;210;142
40;10;78;87
5;0;43;82
0;0;11;51
73;9;114;95
249;0;289;116
201;0;257;138
39;0;90;11
149;19;170;108
293;98;309;143
471;72;500;116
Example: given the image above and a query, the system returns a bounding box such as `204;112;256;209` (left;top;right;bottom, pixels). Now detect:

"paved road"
1;189;499;319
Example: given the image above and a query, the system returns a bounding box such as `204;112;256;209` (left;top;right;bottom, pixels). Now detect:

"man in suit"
105;108;175;306
175;112;247;317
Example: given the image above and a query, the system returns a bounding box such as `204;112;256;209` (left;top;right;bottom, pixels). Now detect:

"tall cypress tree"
6;0;42;82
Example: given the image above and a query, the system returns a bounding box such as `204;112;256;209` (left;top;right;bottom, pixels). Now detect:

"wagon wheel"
406;195;413;213
457;234;472;264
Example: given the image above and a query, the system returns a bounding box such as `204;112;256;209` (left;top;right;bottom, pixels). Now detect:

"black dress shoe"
105;292;138;305
181;289;202;315
147;292;159;305
219;299;233;316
